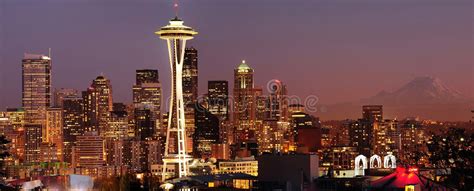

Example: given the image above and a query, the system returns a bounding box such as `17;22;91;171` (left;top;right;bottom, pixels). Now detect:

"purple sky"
1;0;472;110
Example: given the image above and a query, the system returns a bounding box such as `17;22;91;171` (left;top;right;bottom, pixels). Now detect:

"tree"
427;127;474;190
119;174;131;191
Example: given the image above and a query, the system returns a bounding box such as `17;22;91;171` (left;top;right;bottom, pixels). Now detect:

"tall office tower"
233;60;259;143
193;104;219;158
134;104;156;141
155;16;197;179
362;105;383;123
132;70;162;135
265;80;289;122
82;75;113;134
25;124;42;163
46;108;63;161
208;81;229;121
53;88;79;107
62;97;84;164
183;47;198;155
349;119;373;156
72;131;104;176
183;47;198;106
22;53;51;139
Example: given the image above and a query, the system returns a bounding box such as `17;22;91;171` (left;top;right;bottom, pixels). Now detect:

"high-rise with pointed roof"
233;60;261;143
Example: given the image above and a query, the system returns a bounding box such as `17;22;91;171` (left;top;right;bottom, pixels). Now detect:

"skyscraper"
265;80;289;122
155;16;198;179
104;109;129;165
134;104;156;141
106;110;129;139
22;53;51;138
208;80;229;121
233;60;259;143
82;75;113;134
132;70;162;135
193;104;219;158
62;97;84;163
183;47;198;107
133;70;161;104
183;47;198;155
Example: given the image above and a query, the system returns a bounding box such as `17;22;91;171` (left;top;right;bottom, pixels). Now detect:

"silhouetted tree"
427;127;474;190
0;135;10;177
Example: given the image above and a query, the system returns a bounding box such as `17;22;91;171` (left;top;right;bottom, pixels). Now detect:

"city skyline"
1;0;472;116
0;1;472;190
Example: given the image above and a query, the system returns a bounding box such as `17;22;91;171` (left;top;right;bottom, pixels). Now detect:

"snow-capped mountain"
319;76;473;121
364;76;466;105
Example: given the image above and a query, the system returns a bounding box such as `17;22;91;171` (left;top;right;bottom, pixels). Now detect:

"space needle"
155;3;197;180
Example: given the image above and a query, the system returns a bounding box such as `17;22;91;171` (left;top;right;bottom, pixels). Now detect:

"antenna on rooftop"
174;0;179;17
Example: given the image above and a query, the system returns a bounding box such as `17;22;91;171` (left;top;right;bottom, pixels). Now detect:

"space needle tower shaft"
155;14;197;180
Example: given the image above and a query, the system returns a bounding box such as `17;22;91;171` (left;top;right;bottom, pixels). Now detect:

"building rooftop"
23;53;50;60
237;60;250;69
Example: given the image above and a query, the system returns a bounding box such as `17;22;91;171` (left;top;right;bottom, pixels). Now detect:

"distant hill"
317;76;473;121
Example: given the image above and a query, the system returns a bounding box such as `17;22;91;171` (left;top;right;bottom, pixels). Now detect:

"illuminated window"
208;182;214;188
405;185;415;191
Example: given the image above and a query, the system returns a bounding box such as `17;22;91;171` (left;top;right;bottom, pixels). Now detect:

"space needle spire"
155;2;198;180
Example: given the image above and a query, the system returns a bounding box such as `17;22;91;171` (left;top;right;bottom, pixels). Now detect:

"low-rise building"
218;156;258;176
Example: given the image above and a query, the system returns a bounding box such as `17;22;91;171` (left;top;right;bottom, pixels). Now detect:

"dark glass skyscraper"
134;105;155;141
133;70;161;107
183;47;199;154
265;80;289;122
132;69;162;135
208;81;229;121
183;47;198;107
193;104;219;158
62;97;84;163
